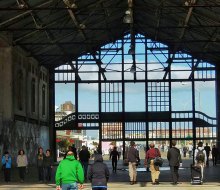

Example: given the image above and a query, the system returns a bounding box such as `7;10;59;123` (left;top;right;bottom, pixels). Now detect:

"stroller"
190;164;203;185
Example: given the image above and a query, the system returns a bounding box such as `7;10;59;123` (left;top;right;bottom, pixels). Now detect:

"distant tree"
92;141;99;147
110;141;116;146
57;139;71;151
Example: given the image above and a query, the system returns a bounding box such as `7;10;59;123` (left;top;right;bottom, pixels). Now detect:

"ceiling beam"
13;16;69;43
91;53;107;81
163;0;197;80
0;1;53;27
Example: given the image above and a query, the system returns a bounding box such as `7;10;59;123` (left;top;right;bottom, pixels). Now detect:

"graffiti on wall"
0;119;49;165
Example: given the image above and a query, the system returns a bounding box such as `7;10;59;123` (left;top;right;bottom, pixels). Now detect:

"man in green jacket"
55;151;84;190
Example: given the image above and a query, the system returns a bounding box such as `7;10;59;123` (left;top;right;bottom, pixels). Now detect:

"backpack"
196;149;205;163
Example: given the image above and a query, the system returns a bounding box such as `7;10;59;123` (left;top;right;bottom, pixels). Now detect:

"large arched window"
17;70;23;111
42;84;46;116
31;78;36;113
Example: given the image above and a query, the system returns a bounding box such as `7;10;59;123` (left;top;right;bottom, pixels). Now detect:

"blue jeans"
80;161;89;178
92;187;107;190
62;182;78;190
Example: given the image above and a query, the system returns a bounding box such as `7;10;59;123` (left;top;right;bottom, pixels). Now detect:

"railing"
55;111;217;128
172;111;217;126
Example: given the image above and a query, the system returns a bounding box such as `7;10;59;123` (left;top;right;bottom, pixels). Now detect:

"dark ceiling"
0;0;219;68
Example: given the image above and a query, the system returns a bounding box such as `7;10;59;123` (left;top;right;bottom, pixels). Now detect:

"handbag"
154;156;163;167
123;158;129;166
154;148;163;167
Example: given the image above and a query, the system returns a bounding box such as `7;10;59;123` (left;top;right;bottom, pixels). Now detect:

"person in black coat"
88;154;109;190
167;140;182;185
109;147;119;173
211;145;219;166
79;146;91;180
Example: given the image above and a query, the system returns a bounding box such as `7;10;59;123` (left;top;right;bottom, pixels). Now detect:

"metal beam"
0;1;53;27
13;16;69;43
163;0;197;79
63;0;87;41
91;53;107;81
68;62;81;81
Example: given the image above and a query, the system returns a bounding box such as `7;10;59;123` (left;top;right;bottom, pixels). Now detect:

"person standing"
167;140;182;185
88;154;109;190
127;141;140;185
182;146;188;157
1;151;12;182
109;146;119;173
79;145;91;180
43;149;53;182
188;143;193;158
55;150;84;190
144;143;161;185
211;145;219;166
17;149;28;183
194;142;206;182
204;143;211;166
37;147;45;182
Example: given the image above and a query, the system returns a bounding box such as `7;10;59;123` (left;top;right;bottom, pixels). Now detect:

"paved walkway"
0;182;219;190
0;159;219;189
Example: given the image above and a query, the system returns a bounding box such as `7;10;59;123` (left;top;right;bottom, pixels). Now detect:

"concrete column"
0;46;13;120
49;69;56;161
216;65;220;159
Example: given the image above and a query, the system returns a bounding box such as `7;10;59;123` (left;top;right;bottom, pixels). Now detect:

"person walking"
43;149;53;182
127;141;140;185
183;146;188;157
144;143;161;185
167;140;182;185
194;141;206;182
79;145;91;180
109;146;119;173
17;149;28;183
37;147;45;182
88;154;109;190
55;150;84;190
204;143;211;166
1;151;12;182
211;145;219;166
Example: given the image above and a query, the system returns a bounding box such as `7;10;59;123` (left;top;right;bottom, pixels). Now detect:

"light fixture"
123;10;133;24
79;23;86;29
63;0;77;9
184;0;194;6
130;64;136;73
16;0;25;9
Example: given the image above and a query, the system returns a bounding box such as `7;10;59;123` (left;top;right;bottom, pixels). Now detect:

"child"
88;154;109;190
1;151;12;182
